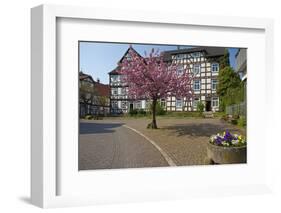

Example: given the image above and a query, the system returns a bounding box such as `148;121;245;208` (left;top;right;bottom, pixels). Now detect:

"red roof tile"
95;82;110;97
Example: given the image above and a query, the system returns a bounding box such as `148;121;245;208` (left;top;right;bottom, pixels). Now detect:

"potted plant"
207;130;246;164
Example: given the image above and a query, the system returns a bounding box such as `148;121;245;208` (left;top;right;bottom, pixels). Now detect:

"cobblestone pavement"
103;117;246;166
79;117;246;170
79;121;168;170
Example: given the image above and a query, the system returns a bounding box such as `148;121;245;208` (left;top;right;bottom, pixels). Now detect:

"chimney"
97;78;100;83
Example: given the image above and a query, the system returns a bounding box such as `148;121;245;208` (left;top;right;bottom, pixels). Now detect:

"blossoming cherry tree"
119;47;193;129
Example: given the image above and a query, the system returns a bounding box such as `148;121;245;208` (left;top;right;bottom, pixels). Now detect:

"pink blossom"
119;47;194;101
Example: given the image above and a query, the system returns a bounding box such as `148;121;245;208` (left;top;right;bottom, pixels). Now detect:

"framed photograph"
31;4;274;208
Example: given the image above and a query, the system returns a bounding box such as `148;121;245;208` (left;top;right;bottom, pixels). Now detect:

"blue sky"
79;42;238;84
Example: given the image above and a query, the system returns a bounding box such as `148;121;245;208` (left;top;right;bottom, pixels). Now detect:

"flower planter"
207;142;247;164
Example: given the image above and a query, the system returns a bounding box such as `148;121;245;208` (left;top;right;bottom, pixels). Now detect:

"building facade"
79;71;110;117
109;46;225;114
235;48;247;81
108;47;144;114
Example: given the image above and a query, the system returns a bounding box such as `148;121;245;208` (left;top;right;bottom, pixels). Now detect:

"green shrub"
129;109;138;116
138;109;147;116
128;108;147;117
165;111;202;118
149;101;166;116
214;112;226;118
84;114;93;120
231;119;238;125
238;116;246;127
196;101;205;114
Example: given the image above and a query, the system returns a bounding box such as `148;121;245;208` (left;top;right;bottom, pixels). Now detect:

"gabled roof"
163;46;226;61
118;46;143;64
108;66;121;75
109;46;143;75
79;71;94;82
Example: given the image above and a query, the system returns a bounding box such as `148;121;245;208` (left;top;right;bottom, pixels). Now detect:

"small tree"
217;50;243;112
96;96;108;116
119;47;193;129
217;66;241;98
80;83;97;116
219;49;230;70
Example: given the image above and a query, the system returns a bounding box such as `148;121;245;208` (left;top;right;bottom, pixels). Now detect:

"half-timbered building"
79;71;110;117
108;47;147;114
163;47;225;112
108;46;225;114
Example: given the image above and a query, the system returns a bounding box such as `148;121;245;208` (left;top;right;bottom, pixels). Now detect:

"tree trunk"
151;99;158;129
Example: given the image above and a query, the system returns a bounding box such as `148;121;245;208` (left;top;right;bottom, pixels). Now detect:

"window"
176;99;182;108
121;88;127;95
177;65;184;75
121;101;127;109
211;63;219;72
212;79;218;90
194;80;200;90
135;101;141;109
112;88;118;95
193;98;199;108
193;64;201;75
125;53;132;61
112;101;118;108
111;75;116;82
212;97;219;107
111;75;120;83
160;99;166;108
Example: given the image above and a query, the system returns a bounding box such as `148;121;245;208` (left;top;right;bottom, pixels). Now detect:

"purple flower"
223;130;233;142
215;136;223;145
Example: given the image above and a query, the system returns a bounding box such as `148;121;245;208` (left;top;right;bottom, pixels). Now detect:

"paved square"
79;117;245;170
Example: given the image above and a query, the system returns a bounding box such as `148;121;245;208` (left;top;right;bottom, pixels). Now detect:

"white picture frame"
31;4;274;208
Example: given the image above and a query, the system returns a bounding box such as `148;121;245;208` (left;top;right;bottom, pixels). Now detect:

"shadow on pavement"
80;122;124;134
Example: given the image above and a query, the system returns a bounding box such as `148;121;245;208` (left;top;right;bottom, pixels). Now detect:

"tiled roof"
95;82;110;97
80;71;109;96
